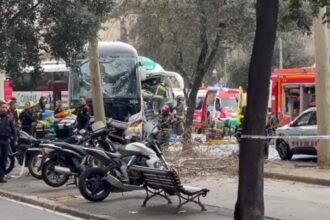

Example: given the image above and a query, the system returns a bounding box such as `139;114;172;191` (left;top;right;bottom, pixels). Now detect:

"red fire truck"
193;87;218;133
270;67;316;126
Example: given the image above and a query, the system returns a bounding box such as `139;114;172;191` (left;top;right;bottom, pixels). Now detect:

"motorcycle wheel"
5;156;15;175
42;158;69;187
28;153;43;179
78;168;111;202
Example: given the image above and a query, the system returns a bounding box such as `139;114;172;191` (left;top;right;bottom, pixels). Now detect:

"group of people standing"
0;95;91;183
0;98;17;183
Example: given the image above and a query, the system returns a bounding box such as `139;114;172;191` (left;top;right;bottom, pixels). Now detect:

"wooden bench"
129;165;209;211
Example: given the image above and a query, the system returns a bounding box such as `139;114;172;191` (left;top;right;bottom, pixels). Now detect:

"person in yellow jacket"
152;82;168;115
236;86;247;127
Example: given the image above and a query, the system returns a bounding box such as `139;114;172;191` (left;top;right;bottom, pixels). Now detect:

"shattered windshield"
71;57;138;100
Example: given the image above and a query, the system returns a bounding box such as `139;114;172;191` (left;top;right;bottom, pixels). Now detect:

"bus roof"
98;41;138;57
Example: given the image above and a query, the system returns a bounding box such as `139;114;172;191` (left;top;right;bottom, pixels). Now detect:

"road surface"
0;197;82;220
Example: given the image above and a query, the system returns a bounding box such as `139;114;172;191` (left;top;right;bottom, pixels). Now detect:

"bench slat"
146;184;177;191
144;178;175;184
129;165;172;175
144;174;174;181
146;183;178;191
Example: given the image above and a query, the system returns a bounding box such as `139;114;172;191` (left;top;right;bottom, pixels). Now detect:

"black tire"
28;153;43;179
276;140;293;160
5;156;15;175
42;158;70;187
78;168;111;202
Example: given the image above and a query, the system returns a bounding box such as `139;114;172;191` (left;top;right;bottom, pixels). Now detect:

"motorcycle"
40;124;112;188
6;131;48;179
78;121;169;202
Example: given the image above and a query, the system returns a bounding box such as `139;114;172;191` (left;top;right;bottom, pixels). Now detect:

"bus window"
169;76;180;89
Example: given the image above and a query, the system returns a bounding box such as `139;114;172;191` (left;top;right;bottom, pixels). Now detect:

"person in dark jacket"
54;100;64;115
77;96;91;130
34;96;47;120
7;100;19;152
19;101;36;135
7;100;19;124
38;96;46;112
0;101;17;183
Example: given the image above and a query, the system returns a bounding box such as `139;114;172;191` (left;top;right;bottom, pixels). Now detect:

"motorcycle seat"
52;142;86;155
116;146;143;157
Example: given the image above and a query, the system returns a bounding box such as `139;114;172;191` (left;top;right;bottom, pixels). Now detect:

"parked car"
275;107;318;160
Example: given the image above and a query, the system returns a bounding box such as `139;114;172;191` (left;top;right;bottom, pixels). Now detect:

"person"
7;100;19;152
54;100;64;115
152;82;169;115
7;100;19;124
38;96;47;112
173;95;185;135
265;108;279;159
19;101;36;135
0;101;17;183
77;96;91;130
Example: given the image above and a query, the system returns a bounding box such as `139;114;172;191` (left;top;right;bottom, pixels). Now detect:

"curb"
0;189;119;220
264;171;330;187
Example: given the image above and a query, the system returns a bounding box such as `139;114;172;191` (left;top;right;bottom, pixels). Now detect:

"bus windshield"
71;57;138;100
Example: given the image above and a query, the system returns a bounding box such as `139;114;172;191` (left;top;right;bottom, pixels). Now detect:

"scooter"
78;121;168;202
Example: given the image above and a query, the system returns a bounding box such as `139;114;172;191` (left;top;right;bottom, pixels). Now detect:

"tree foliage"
0;0;114;85
118;0;255;85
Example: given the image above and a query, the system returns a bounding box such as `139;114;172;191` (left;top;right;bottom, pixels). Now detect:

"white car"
275;107;318;160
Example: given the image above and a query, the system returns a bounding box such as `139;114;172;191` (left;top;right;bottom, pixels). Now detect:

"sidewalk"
264;160;330;186
0;174;233;220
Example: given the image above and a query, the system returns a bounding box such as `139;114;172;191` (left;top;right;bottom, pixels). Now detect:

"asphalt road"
0;197;82;220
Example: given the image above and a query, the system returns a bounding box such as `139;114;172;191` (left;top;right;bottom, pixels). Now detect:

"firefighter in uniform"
0;100;17;183
152;82;168;116
173;95;185;135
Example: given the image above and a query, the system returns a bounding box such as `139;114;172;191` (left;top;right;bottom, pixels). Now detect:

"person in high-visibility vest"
236;86;246;127
152;82;168;115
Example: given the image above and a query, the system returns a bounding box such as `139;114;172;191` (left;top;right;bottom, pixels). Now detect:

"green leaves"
0;0;114;79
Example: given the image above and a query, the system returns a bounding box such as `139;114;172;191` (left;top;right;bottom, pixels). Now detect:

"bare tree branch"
196;0;208;72
205;23;223;72
174;49;190;81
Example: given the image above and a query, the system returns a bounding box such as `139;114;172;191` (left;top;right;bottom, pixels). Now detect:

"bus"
11;61;70;109
69;41;145;125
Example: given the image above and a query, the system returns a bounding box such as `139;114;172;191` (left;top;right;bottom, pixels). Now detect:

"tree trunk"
88;37;106;123
313;7;330;168
182;74;203;151
234;1;279;220
0;71;5;99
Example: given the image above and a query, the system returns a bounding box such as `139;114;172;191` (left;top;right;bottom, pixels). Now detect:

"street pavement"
191;176;330;220
0;196;82;220
1;172;330;220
